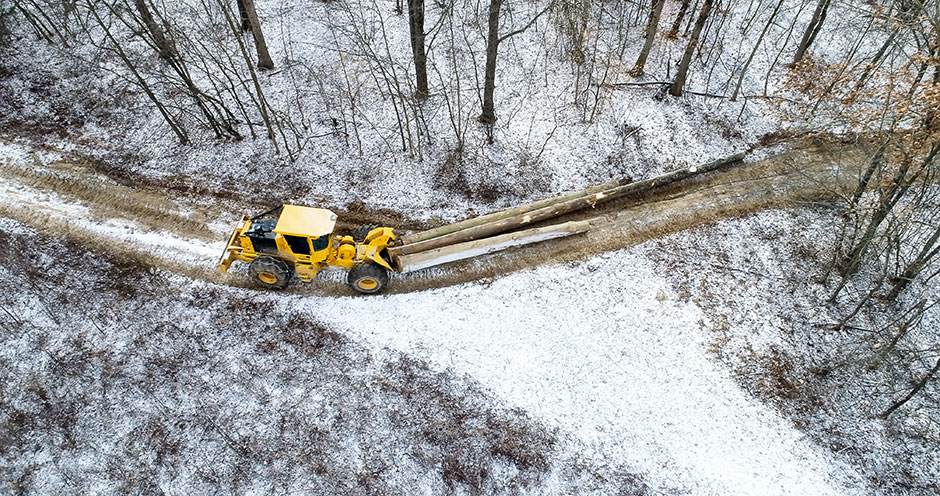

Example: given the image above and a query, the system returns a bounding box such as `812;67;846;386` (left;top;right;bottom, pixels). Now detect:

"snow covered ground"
282;248;869;495
3;123;938;496
10;199;935;493
0;212;867;495
2;135;938;492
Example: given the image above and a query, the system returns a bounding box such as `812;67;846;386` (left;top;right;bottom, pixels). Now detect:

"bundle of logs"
387;151;749;273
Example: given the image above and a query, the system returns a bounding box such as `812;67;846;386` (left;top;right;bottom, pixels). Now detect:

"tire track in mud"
0;148;241;286
0;139;871;295
378;139;870;294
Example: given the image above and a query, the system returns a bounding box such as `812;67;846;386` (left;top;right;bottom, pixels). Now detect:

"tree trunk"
479;0;503;124
669;0;712;97
88;4;189;144
235;0;251;31
132;0;173;61
399;175;633;245
791;0;830;65
407;0;428;99
394;219;593;272
239;0;273;70
889;224;940;299
631;0;665;77
667;0;691;39
218;0;278;148
830;147;934;301
852;28;899;93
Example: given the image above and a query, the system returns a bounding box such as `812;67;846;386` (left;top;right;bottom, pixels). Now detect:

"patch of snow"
0;217;37;236
0;141;32;163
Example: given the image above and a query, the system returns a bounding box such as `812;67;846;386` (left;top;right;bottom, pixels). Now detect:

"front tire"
347;262;390;294
248;256;291;290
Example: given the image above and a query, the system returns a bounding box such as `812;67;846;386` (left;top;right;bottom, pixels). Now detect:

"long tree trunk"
395;220;593;272
400;175;633;245
791;0;830;65
479;0;503;124
669;0;713;97
394;151;746;255
631;0;665;77
407;0;428;99
239;0;273;70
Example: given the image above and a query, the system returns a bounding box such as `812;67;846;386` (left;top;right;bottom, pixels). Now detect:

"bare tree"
235;0;251;31
217;0;278;149
124;0;242;140
631;0;665;77
791;0;830;65
407;0;428;99
889;221;940;299
84;0;189;144
479;0;554;125
880;354;940;419
237;0;273;70
0;3;14;45
667;0;692;39
669;0;713;96
730;0;784;101
131;0;172;60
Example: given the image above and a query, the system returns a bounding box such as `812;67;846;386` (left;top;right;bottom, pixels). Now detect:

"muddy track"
379;138;870;294
0;138;870;296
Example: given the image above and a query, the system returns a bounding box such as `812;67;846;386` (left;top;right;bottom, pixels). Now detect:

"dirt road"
0;138;870;294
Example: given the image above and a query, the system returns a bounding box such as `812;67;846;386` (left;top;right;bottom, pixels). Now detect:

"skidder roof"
274;205;337;237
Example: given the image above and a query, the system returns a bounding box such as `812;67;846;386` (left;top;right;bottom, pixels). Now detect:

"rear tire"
347;262;390;294
248;256;291;290
352;224;378;243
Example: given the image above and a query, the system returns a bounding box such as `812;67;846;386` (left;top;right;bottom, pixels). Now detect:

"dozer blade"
393;219;593;273
217;227;242;273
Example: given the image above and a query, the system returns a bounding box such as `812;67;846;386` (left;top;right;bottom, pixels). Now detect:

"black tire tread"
347;262;390;294
248;256;292;290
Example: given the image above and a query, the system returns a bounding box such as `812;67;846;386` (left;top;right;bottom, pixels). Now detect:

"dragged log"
399;175;633;245
394;219;594;273
392;151;748;258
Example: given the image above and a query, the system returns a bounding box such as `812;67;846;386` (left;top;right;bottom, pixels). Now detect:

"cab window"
284;235;311;255
312;236;329;251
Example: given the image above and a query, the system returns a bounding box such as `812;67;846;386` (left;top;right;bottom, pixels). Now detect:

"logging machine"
218;205;397;293
218;152;747;293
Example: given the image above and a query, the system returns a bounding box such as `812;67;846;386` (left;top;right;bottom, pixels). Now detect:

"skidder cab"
218;205;396;293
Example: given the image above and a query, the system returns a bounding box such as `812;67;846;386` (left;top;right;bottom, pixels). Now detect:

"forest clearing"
0;0;938;494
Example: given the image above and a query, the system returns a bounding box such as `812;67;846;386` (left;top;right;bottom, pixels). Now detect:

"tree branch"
497;0;554;44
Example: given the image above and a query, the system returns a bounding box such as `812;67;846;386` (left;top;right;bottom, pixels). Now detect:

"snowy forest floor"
2;135;938;494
